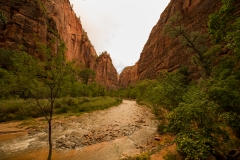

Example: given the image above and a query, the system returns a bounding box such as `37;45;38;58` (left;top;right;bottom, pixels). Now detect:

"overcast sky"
69;0;170;73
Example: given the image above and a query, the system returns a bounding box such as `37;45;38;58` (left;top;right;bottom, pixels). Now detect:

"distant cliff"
0;0;118;89
95;52;119;89
119;0;240;86
119;62;138;88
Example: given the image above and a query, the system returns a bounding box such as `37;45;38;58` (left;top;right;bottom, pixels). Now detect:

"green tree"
163;0;240;159
7;41;76;160
78;68;96;85
166;85;229;159
163;12;214;77
0;48;17;98
208;0;235;44
208;0;240;140
0;12;7;25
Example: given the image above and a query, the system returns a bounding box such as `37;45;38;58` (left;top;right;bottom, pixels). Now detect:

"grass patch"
163;152;177;160
54;97;122;113
0;97;122;122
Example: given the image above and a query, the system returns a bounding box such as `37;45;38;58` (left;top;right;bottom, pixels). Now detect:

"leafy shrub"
157;123;166;135
56;105;68;114
66;97;78;106
0;97;122;121
121;153;150;160
163;152;177;160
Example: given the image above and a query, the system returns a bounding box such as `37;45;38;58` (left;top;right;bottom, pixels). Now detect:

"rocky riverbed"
0;100;158;160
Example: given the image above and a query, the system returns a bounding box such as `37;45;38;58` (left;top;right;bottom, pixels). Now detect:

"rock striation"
94;52;119;89
119;0;240;86
119;62;139;88
137;0;221;80
0;0;118;89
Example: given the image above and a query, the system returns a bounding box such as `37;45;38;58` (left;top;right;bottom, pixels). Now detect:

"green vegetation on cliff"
112;0;240;159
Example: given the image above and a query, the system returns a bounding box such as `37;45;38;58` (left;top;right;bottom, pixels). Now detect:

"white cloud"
70;0;170;73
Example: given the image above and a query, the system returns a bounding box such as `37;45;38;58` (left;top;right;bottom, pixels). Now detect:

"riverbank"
0;100;159;160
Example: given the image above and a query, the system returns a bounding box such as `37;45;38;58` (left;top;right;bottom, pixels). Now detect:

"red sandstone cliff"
119;62;139;88
119;0;240;86
0;0;118;88
138;0;221;80
95;52;119;89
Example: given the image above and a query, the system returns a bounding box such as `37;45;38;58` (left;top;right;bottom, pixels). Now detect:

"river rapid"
0;100;158;160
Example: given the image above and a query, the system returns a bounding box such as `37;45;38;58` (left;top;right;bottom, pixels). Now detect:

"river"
0;100;158;160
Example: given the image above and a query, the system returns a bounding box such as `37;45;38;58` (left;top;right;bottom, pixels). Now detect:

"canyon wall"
119;62;139;88
0;0;118;89
119;0;240;86
95;52;119;89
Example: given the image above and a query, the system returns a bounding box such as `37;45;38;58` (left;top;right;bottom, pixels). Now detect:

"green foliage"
175;132;212;160
77;97;122;112
121;153;150;160
35;0;47;15
47;26;60;38
207;75;240;113
164;12;213;77
7;41;76;101
221;112;240;138
165;84;236;159
152;7;240;158
78;68;96;85
112;2;240;159
0;97;122;122
0;12;7;25
0;48;15;69
151;72;188;111
61;81;106;97
208;0;240;59
163;152;177;160
54;96;122;114
0;99;48;121
113;69;189;122
0;41;77;160
208;0;235;44
0;68;16;98
157;123;166;135
160;1;240;158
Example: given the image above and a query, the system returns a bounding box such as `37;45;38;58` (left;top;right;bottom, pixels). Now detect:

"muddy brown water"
0;100;158;160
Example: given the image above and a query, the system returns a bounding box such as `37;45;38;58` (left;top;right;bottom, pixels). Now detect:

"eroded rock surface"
0;100;158;160
0;0;118;89
119;0;240;84
119;62;139;88
95;52;119;89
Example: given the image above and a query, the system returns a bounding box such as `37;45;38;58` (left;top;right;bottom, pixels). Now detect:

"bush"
56;105;68;114
66;97;78;106
0;97;122;121
163;152;177;160
157;123;166;135
0;99;44;121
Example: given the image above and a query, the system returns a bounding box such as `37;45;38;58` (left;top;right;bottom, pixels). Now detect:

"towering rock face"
119;62;139;88
119;0;240;86
0;0;118;89
137;0;222;80
95;52;119;89
42;0;97;68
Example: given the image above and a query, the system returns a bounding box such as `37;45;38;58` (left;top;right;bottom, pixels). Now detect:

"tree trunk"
227;150;240;160
47;120;52;160
206;143;227;160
